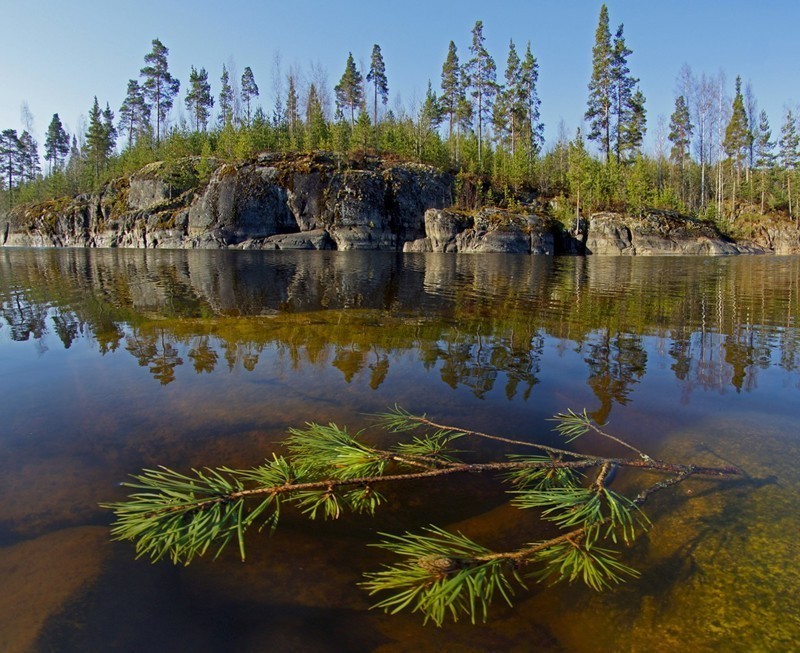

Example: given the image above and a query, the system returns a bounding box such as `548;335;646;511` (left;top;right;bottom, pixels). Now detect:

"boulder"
585;210;766;256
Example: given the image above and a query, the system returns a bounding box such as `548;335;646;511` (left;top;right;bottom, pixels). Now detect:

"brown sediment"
0;527;108;653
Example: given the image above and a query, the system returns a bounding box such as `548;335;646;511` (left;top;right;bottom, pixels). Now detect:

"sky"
2;0;800;156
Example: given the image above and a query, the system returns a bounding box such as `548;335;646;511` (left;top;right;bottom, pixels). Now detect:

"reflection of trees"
1;291;48;342
368;350;390;390
332;345;366;383
52;309;82;349
188;336;218;374
583;330;647;424
222;341;261;372
2;249;800;396
125;330;183;385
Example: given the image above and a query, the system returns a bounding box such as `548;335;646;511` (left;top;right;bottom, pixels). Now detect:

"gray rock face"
406;208;555;254
2;154;454;252
585;211;768;256
188;164;296;244
3;154;797;255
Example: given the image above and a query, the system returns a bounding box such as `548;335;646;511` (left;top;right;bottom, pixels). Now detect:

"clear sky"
2;0;799;155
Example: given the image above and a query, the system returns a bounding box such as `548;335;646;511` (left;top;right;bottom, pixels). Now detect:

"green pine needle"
362;526;524;626
549;408;592;442
285;422;388;480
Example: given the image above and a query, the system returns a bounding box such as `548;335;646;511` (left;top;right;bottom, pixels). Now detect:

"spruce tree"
723;77;750;185
286;74;300;137
465;20;497;167
519;42;543;160
140;38;180;143
668;95;693;168
44;113;70;173
493;40;521;154
567;128;590;230
366;44;389;129
668;94;693;206
334;53;364;127
86;97;110;179
185;66;214;132
305;83;328;150
240;67;259;126
585;4;614;161
119;80;150;149
417;80;442;160
754;110;775;214
219;65;234;127
103;103;117;156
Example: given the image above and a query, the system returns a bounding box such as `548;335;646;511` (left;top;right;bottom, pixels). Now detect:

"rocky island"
2;153;799;255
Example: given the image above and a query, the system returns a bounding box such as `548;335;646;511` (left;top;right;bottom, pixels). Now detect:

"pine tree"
240;66;259;126
623;88;647;158
465;20;497;167
0;129;22;205
779;109;799;223
185;66;214;132
366;44;389;130
17;130;40;184
119;80;150;149
334;53;364;127
754;110;775;214
44;113;70;173
439;41;461;145
611;23;639;163
140;38;180;143
219;64;234;127
585;4;614;161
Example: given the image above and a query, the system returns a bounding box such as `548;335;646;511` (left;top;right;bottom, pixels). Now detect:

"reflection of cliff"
1;249;799;402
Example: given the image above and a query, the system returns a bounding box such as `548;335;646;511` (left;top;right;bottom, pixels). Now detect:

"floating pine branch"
104;408;742;624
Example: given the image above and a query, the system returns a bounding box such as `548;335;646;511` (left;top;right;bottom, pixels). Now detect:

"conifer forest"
1;4;797;238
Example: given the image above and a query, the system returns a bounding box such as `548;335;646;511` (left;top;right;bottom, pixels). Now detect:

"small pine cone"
417;554;460;574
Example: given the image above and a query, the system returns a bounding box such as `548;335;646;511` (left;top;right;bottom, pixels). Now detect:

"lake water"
1;248;798;652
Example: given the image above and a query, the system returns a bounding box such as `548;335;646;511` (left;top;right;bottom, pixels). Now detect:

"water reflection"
1;249;799;652
2;249;799;408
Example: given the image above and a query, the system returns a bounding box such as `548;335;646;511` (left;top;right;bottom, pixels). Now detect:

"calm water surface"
1;249;798;652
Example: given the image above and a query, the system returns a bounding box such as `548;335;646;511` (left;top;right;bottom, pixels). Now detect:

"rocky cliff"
2;153;799;255
1;153;455;252
584;211;775;256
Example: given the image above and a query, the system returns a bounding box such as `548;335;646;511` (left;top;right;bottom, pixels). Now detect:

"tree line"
1;4;798;234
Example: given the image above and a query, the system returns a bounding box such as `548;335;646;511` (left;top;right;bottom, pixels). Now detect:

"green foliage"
285;422;388;480
550;408;592;441
362;527;522;626
529;541;639;591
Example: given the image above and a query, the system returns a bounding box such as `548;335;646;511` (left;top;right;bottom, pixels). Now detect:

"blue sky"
2;0;799;155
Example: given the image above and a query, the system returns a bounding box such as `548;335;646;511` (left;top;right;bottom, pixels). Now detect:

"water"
0;248;798;652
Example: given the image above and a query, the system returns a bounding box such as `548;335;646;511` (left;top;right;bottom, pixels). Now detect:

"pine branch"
104;407;744;626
